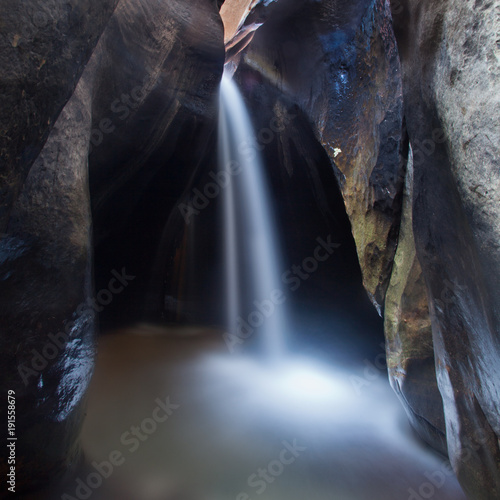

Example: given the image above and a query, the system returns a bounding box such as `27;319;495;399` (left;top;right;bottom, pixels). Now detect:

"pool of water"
72;325;466;500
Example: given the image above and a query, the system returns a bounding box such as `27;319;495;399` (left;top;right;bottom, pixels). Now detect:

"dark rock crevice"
233;0;406;314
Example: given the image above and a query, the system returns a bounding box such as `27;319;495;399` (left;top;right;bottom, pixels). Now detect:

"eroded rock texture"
229;70;385;353
1;85;95;493
231;0;500;497
384;149;446;455
1;0;499;497
0;0;223;493
391;0;500;497
233;0;406;313
87;0;223;326
0;0;119;232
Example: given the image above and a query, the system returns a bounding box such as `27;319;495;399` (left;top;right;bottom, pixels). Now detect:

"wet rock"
384;150;446;454
0;82;94;493
234;0;406;313
391;0;500;497
224;71;385;351
0;0;119;232
0;0;224;493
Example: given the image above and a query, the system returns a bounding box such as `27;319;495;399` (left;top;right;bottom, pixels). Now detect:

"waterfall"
218;72;287;357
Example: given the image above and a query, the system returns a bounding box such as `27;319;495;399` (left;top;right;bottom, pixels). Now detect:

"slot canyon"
0;0;499;499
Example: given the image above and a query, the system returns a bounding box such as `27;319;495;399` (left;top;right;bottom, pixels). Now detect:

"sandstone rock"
221;0;256;42
0;0;119;232
0;81;94;492
237;0;406;313
391;0;500;497
2;0;499;497
86;0;224;325
0;0;224;493
384;149;447;454
226;70;384;350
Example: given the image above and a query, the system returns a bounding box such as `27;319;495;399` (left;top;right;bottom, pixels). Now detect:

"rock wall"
384;148;447;454
0;0;119;232
230;68;385;353
230;0;500;497
389;0;500;497
233;0;406;314
1;0;499;497
0;0;223;493
87;0;223;326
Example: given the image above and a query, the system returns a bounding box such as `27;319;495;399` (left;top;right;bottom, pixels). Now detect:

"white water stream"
218;73;287;356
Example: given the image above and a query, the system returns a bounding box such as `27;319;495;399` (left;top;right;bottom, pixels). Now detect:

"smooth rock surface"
391;0;500;497
384;149;447;455
0;0;224;492
87;0;224;327
0;0;119;231
0;82;94;492
236;0;406;313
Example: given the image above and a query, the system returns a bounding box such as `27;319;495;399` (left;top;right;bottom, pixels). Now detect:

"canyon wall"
390;0;500;497
233;0;406;314
0;0;119;232
0;0;499;497
228;0;500;497
0;0;223;493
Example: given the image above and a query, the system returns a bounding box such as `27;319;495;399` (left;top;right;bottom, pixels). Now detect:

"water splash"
218;72;288;357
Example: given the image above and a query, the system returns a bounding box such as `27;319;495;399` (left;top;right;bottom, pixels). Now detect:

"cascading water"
81;72;466;500
218;72;288;357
